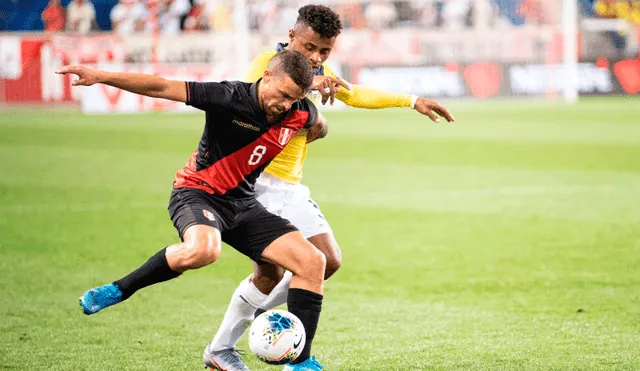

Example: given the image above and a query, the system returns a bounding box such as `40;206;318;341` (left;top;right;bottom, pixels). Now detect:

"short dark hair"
296;4;342;39
268;49;314;92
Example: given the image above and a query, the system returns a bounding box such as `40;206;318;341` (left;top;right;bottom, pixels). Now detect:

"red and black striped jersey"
173;80;318;200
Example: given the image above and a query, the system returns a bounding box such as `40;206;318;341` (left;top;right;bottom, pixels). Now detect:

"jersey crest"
278;127;294;146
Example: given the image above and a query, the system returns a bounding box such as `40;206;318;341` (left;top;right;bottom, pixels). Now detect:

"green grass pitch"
1;97;639;370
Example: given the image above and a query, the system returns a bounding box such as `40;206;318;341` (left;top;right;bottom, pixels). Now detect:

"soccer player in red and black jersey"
57;50;328;369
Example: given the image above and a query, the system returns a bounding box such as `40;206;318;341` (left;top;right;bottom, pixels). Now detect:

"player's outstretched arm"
326;73;456;123
56;65;187;102
413;97;455;123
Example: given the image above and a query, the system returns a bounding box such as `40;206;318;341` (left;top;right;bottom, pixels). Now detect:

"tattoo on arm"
319;123;329;139
306;122;329;144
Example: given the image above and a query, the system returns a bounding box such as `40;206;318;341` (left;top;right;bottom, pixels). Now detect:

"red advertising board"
0;34;124;103
355;58;640;99
1;37;49;102
1;32;638;104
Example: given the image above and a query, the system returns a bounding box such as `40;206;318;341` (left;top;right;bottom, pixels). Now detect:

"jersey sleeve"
337;85;412;109
245;51;277;82
185;81;234;112
303;97;318;129
322;63;412;109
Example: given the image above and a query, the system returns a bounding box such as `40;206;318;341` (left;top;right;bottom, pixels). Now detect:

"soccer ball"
248;309;306;365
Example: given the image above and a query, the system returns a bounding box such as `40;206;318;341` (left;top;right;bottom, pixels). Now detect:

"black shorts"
167;187;298;262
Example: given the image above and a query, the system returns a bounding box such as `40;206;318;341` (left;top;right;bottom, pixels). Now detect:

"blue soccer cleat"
283;356;323;371
79;283;123;315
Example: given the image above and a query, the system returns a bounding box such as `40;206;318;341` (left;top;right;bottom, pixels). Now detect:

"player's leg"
257;231;340;314
206;263;289;365
206;174;288;358
226;184;339;319
115;223;222;293
79;189;224;315
259;195;341;311
205;261;282;371
260;231;326;368
205;204;325;369
251;260;286;293
310;232;341;279
207;193;341;360
300;196;342;279
79;224;221;315
203;205;301;371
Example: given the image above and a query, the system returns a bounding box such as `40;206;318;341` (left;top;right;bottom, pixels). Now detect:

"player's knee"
179;226;221;269
301;247;326;282
308;234;342;280
184;236;221;268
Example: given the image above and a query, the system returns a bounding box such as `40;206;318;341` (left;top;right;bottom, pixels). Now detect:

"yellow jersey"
246;45;414;184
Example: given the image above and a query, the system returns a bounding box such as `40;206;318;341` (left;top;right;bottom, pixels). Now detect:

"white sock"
260;270;293;310
209;276;268;352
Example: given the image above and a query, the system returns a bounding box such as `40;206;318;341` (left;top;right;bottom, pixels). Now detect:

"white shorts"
255;172;332;239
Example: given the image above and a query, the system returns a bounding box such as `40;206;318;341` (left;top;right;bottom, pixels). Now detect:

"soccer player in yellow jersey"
203;5;454;371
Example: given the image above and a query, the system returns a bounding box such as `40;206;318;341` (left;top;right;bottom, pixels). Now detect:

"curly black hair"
296;4;342;38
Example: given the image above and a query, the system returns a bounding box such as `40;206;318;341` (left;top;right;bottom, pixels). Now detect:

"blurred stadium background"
1;1;640;370
2;0;640;105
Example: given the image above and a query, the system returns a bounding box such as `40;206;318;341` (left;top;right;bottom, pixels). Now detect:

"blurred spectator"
12;0;617;34
67;0;97;33
278;1;299;31
434;0;445;27
594;0;629;52
42;0;66;32
595;0;640;23
594;0;623;18
579;0;596;16
337;3;367;29
252;0;278;32
159;0;191;34
442;0;472;29
184;0;207;31
110;0;147;35
491;0;526;25
518;0;555;24
633;1;640;24
364;0;398;29
394;1;417;26
206;0;233;31
414;0;439;27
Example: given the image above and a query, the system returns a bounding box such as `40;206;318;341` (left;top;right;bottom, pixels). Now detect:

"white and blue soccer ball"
248;309;306;365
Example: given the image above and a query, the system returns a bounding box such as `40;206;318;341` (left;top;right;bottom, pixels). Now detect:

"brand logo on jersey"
232;119;260;131
278;127;294;146
202;209;216;221
238;295;250;304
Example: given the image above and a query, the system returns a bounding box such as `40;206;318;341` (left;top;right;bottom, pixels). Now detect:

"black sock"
287;288;323;364
113;247;181;300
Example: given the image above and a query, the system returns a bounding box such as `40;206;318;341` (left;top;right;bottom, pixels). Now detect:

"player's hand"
311;76;351;106
414;98;455;123
56;65;103;86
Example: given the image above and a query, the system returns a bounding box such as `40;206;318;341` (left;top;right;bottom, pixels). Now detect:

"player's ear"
263;69;272;82
288;29;295;43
